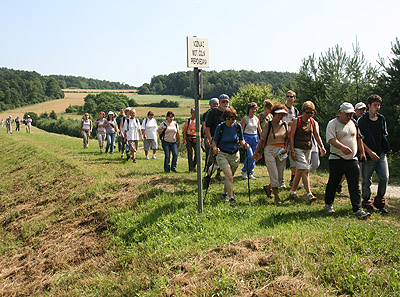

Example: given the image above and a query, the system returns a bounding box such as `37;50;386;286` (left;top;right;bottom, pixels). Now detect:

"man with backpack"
204;94;231;188
182;108;197;172
324;102;370;219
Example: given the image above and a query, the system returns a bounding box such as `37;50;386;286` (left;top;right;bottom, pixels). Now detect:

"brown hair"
271;104;288;115
368;94;382;105
222;107;238;120
263;99;273;109
286;90;296;97
302;100;316;114
246;102;258;115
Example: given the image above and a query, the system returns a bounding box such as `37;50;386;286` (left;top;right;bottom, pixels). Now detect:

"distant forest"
50;75;135;90
138;70;296;98
0;68;64;111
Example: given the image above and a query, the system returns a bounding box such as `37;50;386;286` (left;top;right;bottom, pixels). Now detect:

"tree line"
49;75;135;90
0;68;64;111
138;70;295;98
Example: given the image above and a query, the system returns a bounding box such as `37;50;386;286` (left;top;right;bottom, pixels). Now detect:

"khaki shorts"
216;151;240;173
294;148;311;170
144;139;158;151
128;140;139;153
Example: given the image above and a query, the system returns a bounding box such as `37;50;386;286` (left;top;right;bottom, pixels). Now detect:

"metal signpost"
187;36;209;213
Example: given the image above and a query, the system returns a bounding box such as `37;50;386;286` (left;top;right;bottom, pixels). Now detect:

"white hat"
339;102;355;113
9;115;12;118
108;111;114;116
354;102;367;110
274;109;288;114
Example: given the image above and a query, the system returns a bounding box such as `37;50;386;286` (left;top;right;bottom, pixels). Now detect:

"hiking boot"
373;196;386;210
229;197;236;205
378;206;389;215
249;174;256;180
263;184;272;198
221;192;229;201
274;196;282;204
336;185;343;194
133;158;137;163
306;193;317;202
203;175;211;190
354;209;370;220
241;171;247;180
126;154;131;161
362;200;375;213
324;204;335;213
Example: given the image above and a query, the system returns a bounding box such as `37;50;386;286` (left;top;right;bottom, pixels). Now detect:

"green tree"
49;110;57;120
230;84;278;118
376;38;400;152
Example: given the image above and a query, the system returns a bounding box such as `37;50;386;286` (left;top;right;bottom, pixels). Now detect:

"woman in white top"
141;111;158;160
79;113;92;149
240;102;262;180
96;111;107;153
123;109;142;163
158;111;180;173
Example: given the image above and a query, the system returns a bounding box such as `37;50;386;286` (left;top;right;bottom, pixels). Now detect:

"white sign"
187;37;209;68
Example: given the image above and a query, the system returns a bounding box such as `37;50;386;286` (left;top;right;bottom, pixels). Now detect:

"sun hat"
209;98;218;104
108;111;114;116
354;102;367;110
274;109;288;114
339;102;355;113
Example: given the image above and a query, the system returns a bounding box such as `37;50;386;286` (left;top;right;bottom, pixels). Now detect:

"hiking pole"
245;148;251;203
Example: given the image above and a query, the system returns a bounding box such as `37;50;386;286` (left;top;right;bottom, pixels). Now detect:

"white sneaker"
152;154;157;159
249;174;256;180
121;153;124;158
145;155;150;160
324;204;335;213
241;171;247;180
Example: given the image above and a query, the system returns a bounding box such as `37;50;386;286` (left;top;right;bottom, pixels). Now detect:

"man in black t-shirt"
358;94;390;214
202;98;219;166
116;108;126;157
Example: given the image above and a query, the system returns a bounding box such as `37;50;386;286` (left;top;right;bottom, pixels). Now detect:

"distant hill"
138;70;296;98
0;67;64;111
49;75;135;90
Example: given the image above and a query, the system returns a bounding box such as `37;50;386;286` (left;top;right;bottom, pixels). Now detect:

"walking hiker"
202;98;219;169
15;116;20;131
182;108;198;172
141;111;158;160
282;90;300;188
80;113;92;149
240;102;262;180
158;111;180;173
358;94;390;214
96;111;107;153
116;108;126;157
212;107;248;205
25;115;32;133
204;94;231;187
5;115;13;134
252;104;289;204
123;109;142;163
258;99;273;129
289;101;326;202
104;111;119;154
324;102;370;219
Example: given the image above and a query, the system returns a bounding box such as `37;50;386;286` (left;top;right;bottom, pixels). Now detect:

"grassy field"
0;126;399;296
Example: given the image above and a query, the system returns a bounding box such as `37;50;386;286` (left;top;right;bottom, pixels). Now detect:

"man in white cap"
25;115;32;133
6;115;13;134
354;102;367;119
324;102;370;219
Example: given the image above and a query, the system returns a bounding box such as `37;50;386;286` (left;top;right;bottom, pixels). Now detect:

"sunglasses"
226;117;236;121
220;100;229;103
286;95;295;98
304;111;314;115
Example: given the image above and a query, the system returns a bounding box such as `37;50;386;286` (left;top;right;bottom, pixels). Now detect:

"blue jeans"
162;140;178;172
361;153;389;200
118;136;124;153
106;132;116;153
242;133;258;175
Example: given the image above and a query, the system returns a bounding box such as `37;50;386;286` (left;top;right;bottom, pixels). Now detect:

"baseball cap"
108;111;114;116
218;94;230;100
339;102;355;113
209;98;218;104
354;102;367;110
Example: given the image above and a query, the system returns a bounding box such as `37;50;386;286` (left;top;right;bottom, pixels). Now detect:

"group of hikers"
80;90;389;219
1;115;32;134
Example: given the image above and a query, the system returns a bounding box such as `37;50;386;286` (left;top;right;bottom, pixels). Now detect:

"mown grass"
0;127;399;296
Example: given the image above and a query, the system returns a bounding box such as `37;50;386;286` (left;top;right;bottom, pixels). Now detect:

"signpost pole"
194;67;203;213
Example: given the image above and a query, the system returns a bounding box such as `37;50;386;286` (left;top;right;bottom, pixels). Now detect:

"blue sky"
1;0;399;87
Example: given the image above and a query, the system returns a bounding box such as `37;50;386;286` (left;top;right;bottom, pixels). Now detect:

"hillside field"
0;125;399;296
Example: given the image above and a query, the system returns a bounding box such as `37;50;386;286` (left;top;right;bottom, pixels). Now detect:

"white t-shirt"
123;117;141;141
326;118;358;160
311;120;320;153
141;117;158;140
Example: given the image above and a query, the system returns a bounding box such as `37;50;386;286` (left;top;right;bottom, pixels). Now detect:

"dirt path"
371;183;400;200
